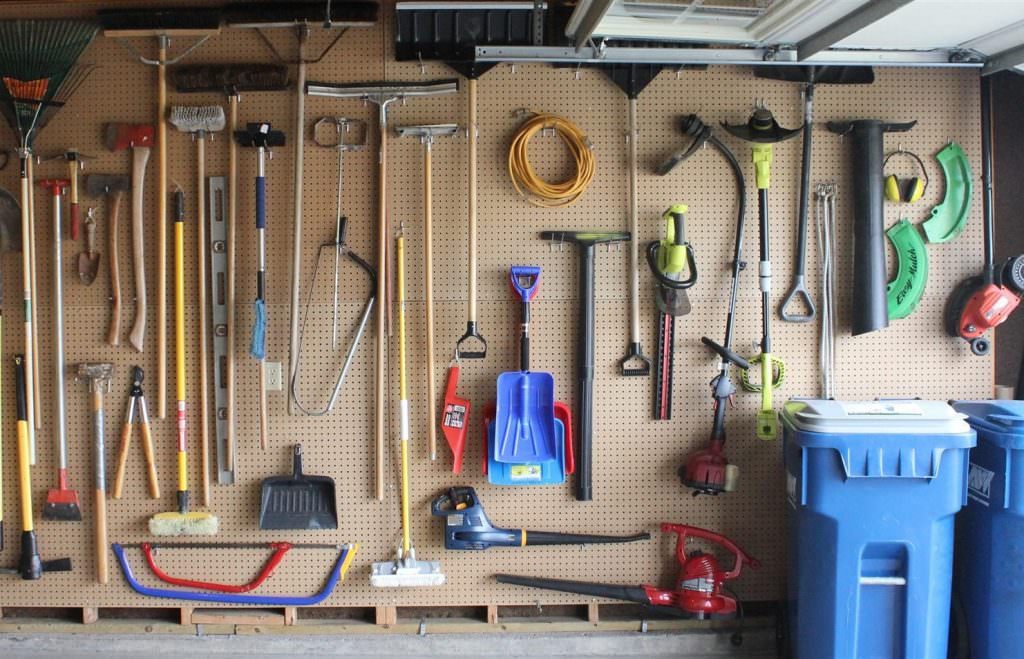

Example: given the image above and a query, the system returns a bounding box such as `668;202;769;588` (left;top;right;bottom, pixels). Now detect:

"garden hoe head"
259;444;337;530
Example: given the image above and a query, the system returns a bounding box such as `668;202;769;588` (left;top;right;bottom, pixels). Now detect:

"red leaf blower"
496;523;758;619
945;76;1024;356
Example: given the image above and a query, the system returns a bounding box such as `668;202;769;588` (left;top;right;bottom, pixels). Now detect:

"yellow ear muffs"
883;148;929;203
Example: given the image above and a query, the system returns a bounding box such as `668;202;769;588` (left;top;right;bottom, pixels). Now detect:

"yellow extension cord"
508;112;595;208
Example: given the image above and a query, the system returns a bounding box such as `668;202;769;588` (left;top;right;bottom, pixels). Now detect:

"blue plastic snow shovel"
495;266;557;464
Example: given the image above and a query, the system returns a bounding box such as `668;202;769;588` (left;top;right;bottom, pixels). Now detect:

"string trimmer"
658;115;747;495
946;75;1024;356
497;523;758;619
432;487;648;550
722;105;800;441
648;205;696;420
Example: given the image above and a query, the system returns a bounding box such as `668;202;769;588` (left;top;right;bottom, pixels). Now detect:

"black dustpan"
259;444;337;530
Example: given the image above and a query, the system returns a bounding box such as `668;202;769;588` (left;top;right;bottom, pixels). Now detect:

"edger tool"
539;230;629;501
39;179;81;522
104;123;154;353
722;105;800;441
431;487;648;550
497;524;758;619
306;78;459;500
946;76;1024;356
0;356;72;580
827;118;916;336
659;115;747;495
85;174;130;345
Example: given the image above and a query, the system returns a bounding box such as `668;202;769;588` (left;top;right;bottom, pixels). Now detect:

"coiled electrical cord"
508;111;595;207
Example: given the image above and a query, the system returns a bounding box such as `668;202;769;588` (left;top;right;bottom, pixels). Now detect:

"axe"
85;174;130;345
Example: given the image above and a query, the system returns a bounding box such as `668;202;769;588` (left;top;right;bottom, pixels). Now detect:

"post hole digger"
0;19;98;465
432;487;649;550
722;105;800;442
39;178;81;522
1;356;72;580
649;205;697;421
235;122;286;451
149;189;218;537
946;75;1024;356
497;524;758;620
305;78;459;500
397;123;458;461
658;115;747;495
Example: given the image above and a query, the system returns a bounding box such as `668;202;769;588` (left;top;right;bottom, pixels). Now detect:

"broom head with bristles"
169;105;226;134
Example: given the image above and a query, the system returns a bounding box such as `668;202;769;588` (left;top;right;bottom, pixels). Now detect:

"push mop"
370;228;444;588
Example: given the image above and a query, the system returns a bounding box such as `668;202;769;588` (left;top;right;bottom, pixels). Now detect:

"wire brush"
508;112;595;208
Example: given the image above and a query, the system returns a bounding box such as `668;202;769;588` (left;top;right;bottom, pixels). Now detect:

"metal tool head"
84;174;130;198
37;149;95;167
0;187;22;252
312;116;367;150
75;362;113;382
306;79;459;103
168;105;226;134
104;123;155;152
395;123;459;143
234;122;286;148
540;230;630;247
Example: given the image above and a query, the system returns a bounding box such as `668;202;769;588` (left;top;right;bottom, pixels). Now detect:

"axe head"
84;174;130;198
234;122;286;148
104;123;155;152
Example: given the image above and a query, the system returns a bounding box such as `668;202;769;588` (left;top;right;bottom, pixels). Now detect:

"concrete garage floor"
0;628;777;657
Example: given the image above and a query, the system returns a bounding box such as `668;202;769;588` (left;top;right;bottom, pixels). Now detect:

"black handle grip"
701;337;750;370
524;531;650;545
496;574;651;605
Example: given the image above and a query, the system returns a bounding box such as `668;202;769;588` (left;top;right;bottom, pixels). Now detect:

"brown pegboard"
0;1;994;609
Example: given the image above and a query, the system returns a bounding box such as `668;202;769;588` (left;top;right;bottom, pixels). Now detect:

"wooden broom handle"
106;190;123;346
424;142;437;460
129;146;149;352
197;136;211;507
156;40;168;419
375;117;387;501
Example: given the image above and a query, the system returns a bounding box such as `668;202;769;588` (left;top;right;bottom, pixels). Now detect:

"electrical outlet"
265;361;283;391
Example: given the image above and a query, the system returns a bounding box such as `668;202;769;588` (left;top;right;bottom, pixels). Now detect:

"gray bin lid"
782;399;971;435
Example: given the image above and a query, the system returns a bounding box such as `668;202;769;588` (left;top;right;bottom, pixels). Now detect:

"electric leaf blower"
497;523;758;619
431;487;649;550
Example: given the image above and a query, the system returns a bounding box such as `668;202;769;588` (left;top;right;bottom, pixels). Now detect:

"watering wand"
431;487;649;550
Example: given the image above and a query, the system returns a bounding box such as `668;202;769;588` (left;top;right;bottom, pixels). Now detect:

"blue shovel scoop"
494;266;557;464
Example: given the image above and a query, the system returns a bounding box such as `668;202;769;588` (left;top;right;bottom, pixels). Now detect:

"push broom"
0;20;97;465
370;228;444;588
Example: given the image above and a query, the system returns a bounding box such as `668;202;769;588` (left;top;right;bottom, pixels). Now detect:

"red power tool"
945;75;1024;356
496;523;758;619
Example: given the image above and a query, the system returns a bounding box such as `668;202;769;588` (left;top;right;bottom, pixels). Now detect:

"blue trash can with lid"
951;400;1024;659
782;400;975;659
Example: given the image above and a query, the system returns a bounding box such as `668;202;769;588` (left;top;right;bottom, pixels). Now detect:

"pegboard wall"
0;1;995;610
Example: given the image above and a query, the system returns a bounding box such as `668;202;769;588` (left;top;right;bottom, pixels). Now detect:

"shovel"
494;266;557;464
259;444;337;530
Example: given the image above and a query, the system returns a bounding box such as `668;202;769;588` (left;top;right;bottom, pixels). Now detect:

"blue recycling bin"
951;400;1024;659
782;400;975;659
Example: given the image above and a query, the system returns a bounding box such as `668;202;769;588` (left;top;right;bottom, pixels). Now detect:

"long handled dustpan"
260;444;337;530
494;266;557;464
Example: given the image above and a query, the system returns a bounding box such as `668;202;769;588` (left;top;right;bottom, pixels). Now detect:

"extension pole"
423;137;437;460
157;35;168;419
17;155;36;463
26;156;40;435
287;26;308;417
375;102;388;501
397;229;411;555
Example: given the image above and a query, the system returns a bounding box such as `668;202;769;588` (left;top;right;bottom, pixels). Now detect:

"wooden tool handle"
424;145;437;460
258;363;268;451
140;420;160;499
94;486;108;584
68;159;80;241
226;94;238;474
375;123;387;501
197;137;210;507
129;147;149;352
112;422;131;499
107;190;122;346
